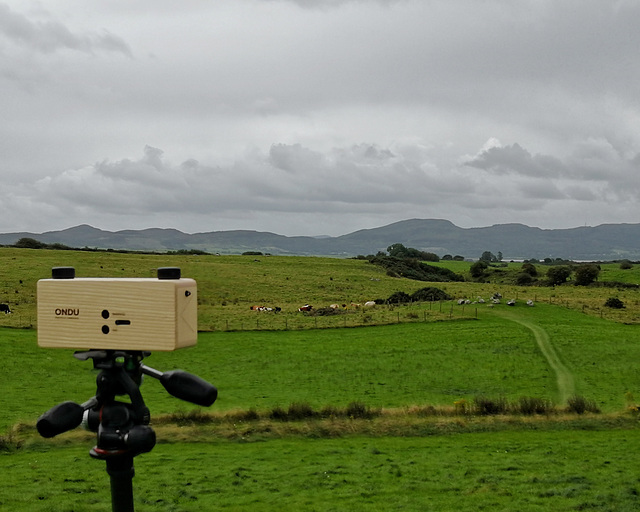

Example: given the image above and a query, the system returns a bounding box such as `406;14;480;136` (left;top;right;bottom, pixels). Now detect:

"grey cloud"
0;3;131;56
269;143;326;174
32;143;476;219
465;143;565;178
517;180;566;201
465;138;640;208
263;0;402;8
562;185;598;202
3;137;637;236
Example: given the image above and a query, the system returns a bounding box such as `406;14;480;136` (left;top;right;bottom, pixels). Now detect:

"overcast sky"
1;0;639;237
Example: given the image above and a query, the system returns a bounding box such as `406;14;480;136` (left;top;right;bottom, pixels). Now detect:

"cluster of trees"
368;254;464;282
383;287;452;304
12;237;73;250
479;251;503;262
471;260;603;287
385;243;440;262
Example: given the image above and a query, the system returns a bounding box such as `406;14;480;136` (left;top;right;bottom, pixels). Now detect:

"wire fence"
200;302;481;332
1;293;638;333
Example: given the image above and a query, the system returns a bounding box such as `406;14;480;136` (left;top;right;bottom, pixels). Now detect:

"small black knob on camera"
52;267;76;279
157;267;181;280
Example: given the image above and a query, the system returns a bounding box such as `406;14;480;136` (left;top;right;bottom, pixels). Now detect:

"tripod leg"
106;455;135;512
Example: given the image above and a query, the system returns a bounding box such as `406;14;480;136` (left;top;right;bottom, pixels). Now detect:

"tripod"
37;350;217;512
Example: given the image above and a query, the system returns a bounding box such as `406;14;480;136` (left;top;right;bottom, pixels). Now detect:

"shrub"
604;297;625;309
453;399;469;415
369;256;464;282
515;272;534;286
521;262;538;276
546;266;572;285
566;395;600;414
345;401;376;419
620;260;633;270
473;395;509;415
517;396;554;415
166;409;212;425
410;287;452;302
470;260;488;278
319;405;340;418
287;402;316;420
574;264;600;286
0;431;21;452
236;408;260;422
386;291;412;304
269;406;289;421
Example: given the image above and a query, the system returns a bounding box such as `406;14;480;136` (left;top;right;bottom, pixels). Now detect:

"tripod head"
37;350;217;440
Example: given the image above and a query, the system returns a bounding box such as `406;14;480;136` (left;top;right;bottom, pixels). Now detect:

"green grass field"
1;248;639;510
1;247;640;331
3;430;640;511
2;302;638;433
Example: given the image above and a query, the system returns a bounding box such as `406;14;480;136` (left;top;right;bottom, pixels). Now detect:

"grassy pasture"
2;300;638;435
3;430;640;511
1;248;640;331
1;248;640;510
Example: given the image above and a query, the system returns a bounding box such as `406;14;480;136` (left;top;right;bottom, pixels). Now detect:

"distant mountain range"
1;219;640;261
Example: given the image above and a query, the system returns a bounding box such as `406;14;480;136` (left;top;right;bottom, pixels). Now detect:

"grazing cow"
526;300;535;307
364;301;376;307
350;303;362;309
298;304;313;312
507;299;516;306
0;304;11;314
251;305;278;312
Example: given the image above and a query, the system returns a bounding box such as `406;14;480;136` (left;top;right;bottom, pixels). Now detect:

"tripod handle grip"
160;370;217;407
37;401;85;438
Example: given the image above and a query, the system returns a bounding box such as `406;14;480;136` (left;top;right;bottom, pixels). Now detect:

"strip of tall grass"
156;395;595;429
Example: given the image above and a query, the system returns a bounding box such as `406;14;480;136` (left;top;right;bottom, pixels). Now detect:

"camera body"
37;268;197;351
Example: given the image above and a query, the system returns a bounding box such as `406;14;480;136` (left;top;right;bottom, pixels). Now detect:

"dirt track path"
496;311;575;404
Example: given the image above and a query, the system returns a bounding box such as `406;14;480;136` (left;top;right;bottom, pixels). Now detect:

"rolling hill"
1;219;639;260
